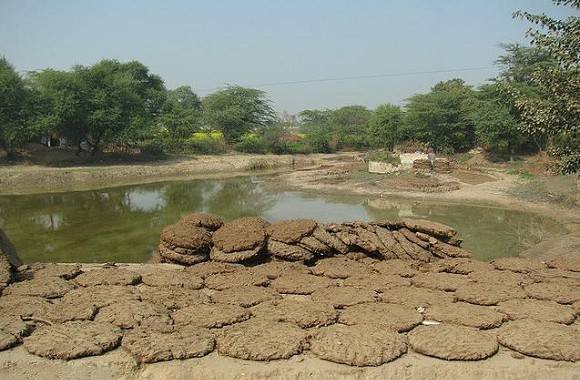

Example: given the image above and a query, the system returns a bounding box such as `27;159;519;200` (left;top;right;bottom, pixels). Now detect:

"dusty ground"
265;154;580;244
0;153;334;195
1;260;579;380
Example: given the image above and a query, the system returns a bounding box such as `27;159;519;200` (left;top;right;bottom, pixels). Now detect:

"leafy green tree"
31;60;166;155
368;104;403;150
403;79;477;153
0;57;33;156
330;105;371;149
298;109;336;153
158;86;202;139
508;0;580;173
202;86;275;143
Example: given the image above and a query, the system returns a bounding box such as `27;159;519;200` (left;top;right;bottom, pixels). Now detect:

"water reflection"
0;176;563;263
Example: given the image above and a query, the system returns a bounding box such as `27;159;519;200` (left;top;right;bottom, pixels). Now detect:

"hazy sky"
0;0;575;113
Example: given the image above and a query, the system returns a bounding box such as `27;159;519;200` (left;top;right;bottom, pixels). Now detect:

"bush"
366;150;401;166
234;133;266;153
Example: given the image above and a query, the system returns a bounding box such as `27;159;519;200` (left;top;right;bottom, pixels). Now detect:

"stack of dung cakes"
157;213;223;265
210;217;269;263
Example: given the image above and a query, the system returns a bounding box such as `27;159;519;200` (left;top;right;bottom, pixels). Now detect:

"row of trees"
0;0;577;172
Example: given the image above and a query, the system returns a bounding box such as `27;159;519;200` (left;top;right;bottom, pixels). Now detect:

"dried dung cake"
19;263;81;280
95;301;172;329
0;315;31;351
250;298;337;328
75;268;141;287
0;295;51;317
248;260;311;280
455;282;526;306
343;273;411;291
266;219;317;244
546;256;580;272
139;286;210;310
424;302;506;329
217;319;308;361
311;256;374;279
310;286;378;308
380;286;455;308
178;212;223;231
424;258;493;274
141;270;203;289
63;285;139;308
24;321;122;360
266;219;331;260
265;240;314;261
4;277;75;299
211;286;281;308
524;281;580;304
468;270;535;287
172;303;250;328
269;272;336;294
372;259;418;277
204;270;269;290
411;272;472;292
338;303;422;332
33;299;97;324
498;319;580;361
158;223;212;265
492;257;547;273
184;262;241;278
408;324;498;360
310;324;407;366
497;298;576;324
122;326;215;363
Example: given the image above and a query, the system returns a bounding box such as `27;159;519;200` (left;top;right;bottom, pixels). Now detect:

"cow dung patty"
204;270;269;290
0;315;31;351
498;319;580;361
492;257;547;273
122;326;215;363
497;298;576;324
24;321;122;360
21;263;82;280
408;324;498;360
62;285;139;308
372;260;418;278
139;286;210;310
33;299;97;324
251;298;337;328
248;260;311;280
311;256;373;279
211;286;281;308
210;245;263;263
454;282;526;306
158;245;209;265
424;302;506;329
184;261;241;278
160;223;212;251
179;212;223;231
344;273;411;291
0;295;51;317
95;301;171;330
524;281;580;304
310;324;407;366
266;240;313;262
4;277;75;299
172;303;250;328
269;273;336;295
311;287;378;309
212;217;267;253
339;303;422;332
217;319;308;361
141;270;203;289
75;268;141;287
266;219;317;244
411;272;472;292
380;286;455;308
546;256;580;272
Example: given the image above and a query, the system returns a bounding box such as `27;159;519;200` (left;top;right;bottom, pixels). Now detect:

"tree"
509;0;580;173
31;59;166;155
202;86;275;143
0;57;32;157
403;79;477;153
159;86;202;139
329;105;371;149
368;104;403;150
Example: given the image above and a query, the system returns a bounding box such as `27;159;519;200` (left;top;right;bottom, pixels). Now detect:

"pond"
0;176;564;263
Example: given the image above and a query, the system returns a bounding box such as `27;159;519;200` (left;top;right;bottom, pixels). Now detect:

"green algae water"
0;176;563;263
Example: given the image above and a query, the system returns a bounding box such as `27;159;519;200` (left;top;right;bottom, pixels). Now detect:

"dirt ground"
1;260;579;380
